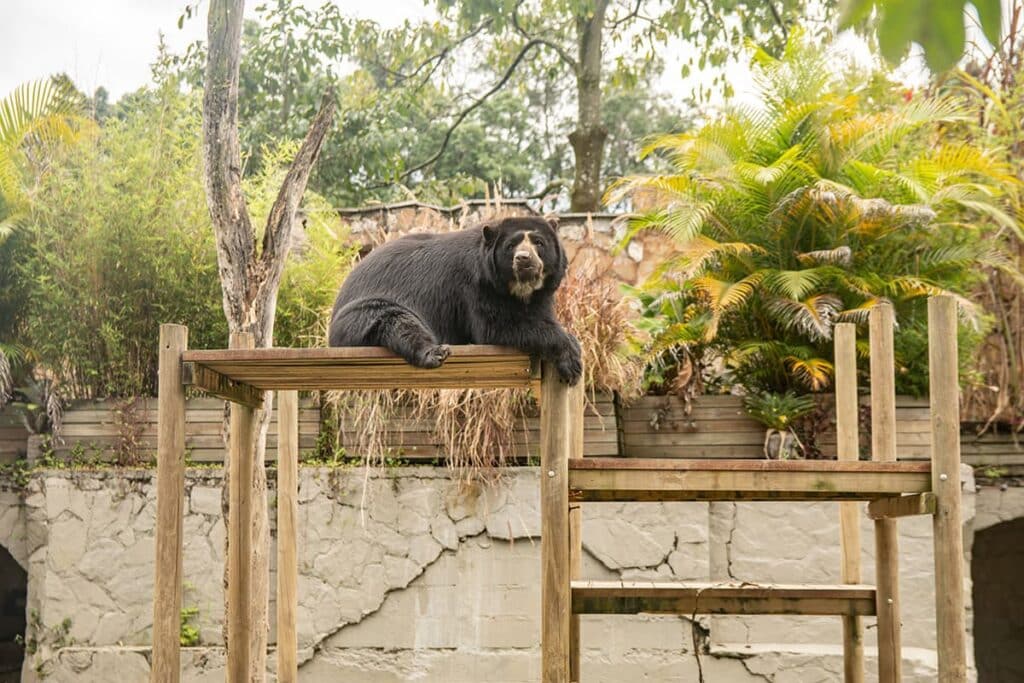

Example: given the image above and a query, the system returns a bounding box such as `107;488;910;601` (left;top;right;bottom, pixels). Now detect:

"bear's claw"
417;344;451;369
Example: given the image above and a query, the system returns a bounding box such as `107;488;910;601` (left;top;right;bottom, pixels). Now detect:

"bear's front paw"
415;344;451;369
556;344;582;386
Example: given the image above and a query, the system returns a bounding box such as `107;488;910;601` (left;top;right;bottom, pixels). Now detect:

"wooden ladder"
542;296;968;683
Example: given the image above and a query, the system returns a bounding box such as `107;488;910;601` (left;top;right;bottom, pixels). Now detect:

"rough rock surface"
0;465;985;681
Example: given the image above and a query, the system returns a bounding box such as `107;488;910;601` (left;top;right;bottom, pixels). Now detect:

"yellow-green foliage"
613;32;1017;396
10;82;355;398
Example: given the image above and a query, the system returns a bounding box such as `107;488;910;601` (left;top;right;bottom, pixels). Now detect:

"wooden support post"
928;296;967;682
834;323;864;683
568;379;584;683
541;362;571;683
870;302;902;683
227;331;256;683
276;390;299;683
151;324;188;683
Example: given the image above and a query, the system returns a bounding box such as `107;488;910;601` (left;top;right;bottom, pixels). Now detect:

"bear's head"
481;216;566;301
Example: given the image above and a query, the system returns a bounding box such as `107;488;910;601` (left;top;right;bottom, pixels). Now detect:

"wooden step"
571;580;877;616
569;458;932;502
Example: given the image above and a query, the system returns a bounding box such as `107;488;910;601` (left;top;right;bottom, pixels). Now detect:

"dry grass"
554;257;645;402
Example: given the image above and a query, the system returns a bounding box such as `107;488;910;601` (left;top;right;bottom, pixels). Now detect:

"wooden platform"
571;580;878;616
181;346;535;399
569;458;932;502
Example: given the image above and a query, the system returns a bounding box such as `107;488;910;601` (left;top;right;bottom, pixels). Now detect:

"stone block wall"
0;466;986;682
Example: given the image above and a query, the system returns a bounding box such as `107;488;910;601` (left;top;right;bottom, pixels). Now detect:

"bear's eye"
533;237;545;247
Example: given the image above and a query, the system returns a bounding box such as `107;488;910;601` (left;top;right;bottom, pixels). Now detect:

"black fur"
328;216;582;384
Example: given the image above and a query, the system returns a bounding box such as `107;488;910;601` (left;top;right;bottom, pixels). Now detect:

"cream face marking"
509;231;546;300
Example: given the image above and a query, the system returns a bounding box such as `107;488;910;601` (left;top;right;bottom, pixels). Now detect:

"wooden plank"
571;459;932;472
226;332;255;683
929;296;968;683
571;581;877;617
182;361;263;408
183;344;523;362
151;324;188;683
568;380;584;683
870;302;902;683
541;361;571;683
867;493;937;520
276;391;299;683
834;323;864;683
180;345;534;391
569;458;931;502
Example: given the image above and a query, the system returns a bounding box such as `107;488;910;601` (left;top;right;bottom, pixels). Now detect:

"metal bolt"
547;470;555;478
887;598;894;605
939;473;948;482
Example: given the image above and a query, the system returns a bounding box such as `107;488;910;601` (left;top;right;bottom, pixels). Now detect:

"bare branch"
512;0;578;69
398;39;548;182
608;0;643;29
260;90;337;275
370;18;493;87
766;0;789;42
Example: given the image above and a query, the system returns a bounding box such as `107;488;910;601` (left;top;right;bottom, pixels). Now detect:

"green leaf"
918;1;967;72
839;0;878;28
877;0;923;64
971;0;1003;48
878;0;967;72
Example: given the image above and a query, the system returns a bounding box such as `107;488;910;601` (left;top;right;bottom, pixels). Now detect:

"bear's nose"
515;252;534;264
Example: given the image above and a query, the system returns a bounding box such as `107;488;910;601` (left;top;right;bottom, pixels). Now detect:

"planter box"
0;409;29;463
621;394;934;460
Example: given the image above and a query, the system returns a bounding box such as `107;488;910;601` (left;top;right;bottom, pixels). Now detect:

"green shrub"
14;82;355;398
613;31;1015;397
18;82;223;397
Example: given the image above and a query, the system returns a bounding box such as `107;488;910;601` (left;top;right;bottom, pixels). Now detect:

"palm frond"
766;294;842;342
785;356;834;391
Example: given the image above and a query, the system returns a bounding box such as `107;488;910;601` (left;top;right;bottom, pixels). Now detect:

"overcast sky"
1;0;938;112
0;0;433;99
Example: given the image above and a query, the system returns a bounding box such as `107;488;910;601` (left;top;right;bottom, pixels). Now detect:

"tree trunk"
203;1;335;680
569;0;609;213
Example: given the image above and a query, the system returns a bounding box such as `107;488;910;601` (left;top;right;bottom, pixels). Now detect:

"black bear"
328;216;582;384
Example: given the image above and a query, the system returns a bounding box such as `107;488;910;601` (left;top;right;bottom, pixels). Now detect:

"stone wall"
0;466;994;682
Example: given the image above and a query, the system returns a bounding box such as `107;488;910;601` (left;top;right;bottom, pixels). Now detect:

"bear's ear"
546;216;559;231
481;222;498;245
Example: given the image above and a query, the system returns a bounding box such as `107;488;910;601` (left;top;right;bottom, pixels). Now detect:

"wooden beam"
568;459;931;502
571;581;877;617
180;345;534;391
276;391;299;683
182;361;263;409
226;332;255;683
929;296;968;682
541;361;571;683
867;493;937;520
834;323;865;683
151;324;188;683
568;379;584;683
871;302;902;683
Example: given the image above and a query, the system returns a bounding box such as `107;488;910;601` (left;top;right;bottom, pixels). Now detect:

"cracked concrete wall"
0;466;986;682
